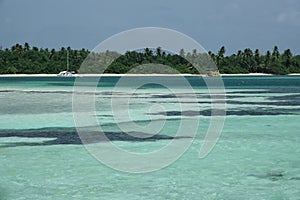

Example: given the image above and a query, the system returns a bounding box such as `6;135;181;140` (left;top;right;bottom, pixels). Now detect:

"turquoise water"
0;76;300;199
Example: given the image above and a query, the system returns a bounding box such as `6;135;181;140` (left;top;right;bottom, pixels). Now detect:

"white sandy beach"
0;73;299;77
0;73;202;77
220;73;274;76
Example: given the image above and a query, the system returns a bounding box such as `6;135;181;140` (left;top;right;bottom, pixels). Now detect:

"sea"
0;76;299;200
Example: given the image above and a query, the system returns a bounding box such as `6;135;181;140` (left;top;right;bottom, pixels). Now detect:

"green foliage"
1;43;300;75
215;46;300;75
0;43;89;74
106;49;198;74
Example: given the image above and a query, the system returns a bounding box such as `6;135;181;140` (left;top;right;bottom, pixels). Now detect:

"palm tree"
243;48;255;72
282;49;293;67
218;46;225;58
272;46;280;60
156;47;162;57
254;49;260;65
265;50;271;68
24;42;30;51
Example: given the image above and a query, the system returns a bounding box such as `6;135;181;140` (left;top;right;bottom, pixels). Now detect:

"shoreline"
0;73;299;77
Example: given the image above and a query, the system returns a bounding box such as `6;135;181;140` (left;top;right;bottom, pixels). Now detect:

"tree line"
0;43;89;74
211;46;300;75
1;43;300;74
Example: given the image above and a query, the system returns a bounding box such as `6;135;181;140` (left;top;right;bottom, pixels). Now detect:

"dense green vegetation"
0;43;89;74
211;46;300;75
1;43;300;74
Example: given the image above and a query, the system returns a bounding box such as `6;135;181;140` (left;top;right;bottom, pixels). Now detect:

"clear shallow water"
0;76;300;199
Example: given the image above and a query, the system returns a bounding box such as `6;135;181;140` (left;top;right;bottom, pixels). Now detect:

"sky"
0;0;300;54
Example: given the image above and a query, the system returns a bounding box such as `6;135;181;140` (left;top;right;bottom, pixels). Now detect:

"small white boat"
57;71;78;77
57;50;79;77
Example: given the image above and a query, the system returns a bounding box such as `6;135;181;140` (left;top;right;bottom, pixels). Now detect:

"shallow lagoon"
0;76;299;199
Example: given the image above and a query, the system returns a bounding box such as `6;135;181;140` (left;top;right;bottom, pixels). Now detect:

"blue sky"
0;0;300;54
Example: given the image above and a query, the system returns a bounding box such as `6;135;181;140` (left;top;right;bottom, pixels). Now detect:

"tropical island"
1;43;300;75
